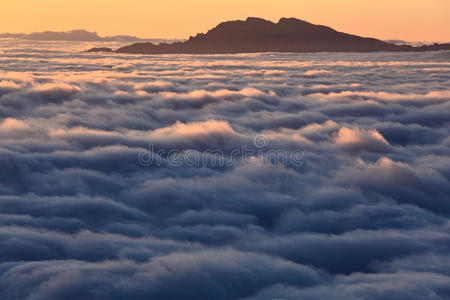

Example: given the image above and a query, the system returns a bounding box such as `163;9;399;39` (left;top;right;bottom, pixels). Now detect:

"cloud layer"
0;39;449;299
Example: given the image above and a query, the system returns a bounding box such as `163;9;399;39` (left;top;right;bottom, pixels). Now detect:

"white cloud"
334;127;392;153
0;40;449;300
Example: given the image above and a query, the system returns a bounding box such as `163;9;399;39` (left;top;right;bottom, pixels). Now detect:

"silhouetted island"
0;29;183;43
87;17;450;54
87;47;114;53
0;30;142;42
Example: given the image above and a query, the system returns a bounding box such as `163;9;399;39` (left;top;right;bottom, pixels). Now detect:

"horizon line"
1;17;448;44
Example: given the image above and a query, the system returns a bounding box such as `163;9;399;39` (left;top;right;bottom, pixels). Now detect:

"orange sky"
1;0;449;42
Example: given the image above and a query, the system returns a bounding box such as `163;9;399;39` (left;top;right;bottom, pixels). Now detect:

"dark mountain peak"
93;17;450;54
205;17;275;37
278;17;310;25
214;17;273;27
245;17;275;24
277;17;337;35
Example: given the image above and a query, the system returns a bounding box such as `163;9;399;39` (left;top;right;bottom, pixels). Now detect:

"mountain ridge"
87;17;450;54
0;29;181;43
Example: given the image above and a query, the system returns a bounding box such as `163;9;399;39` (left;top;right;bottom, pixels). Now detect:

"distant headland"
0;29;182;44
86;17;450;54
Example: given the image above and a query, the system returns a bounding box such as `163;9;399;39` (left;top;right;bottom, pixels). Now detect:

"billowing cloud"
303;69;333;77
0;39;449;299
334;127;392;153
0;118;30;134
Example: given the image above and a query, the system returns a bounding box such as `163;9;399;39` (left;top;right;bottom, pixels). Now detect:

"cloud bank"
0;39;449;299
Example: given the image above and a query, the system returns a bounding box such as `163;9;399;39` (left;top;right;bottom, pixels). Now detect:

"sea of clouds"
0;39;450;299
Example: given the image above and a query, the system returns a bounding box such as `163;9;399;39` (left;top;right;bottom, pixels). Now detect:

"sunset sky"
1;0;449;42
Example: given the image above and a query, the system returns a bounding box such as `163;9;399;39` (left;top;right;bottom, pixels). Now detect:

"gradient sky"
1;0;449;41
